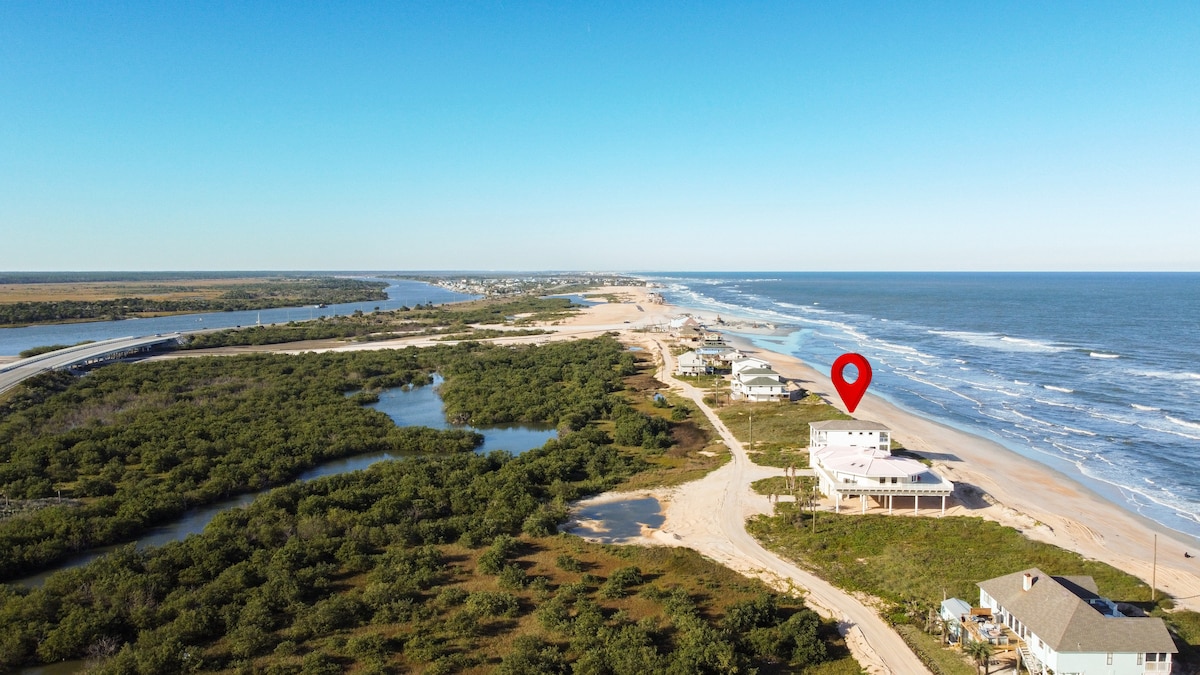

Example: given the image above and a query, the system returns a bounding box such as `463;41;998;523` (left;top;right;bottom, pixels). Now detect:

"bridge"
0;334;184;397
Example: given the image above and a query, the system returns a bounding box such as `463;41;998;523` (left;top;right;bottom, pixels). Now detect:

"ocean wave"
1085;411;1136;426
1136;423;1200;442
1031;397;1073;408
969;384;1022;397
1042;385;1074;393
1129;369;1200;381
896;373;983;406
1132;404;1161;411
1166;415;1200;432
930;330;1072;353
1090;352;1120;359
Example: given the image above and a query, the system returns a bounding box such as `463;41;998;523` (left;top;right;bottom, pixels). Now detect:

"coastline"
172;283;1200;612
645;301;1200;612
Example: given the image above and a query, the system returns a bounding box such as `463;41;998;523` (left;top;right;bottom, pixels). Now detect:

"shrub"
465;591;520;618
497;564;529;590
555;553;583;573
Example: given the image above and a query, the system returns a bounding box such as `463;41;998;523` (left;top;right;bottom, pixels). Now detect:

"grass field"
748;505;1200;666
717;400;852;468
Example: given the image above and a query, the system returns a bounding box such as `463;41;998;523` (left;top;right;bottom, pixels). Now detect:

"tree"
964;639;994;675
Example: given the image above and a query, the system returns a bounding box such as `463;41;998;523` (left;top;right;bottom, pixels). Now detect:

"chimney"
1023;573;1034;591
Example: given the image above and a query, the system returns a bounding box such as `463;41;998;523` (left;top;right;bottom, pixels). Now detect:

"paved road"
0;334;182;396
651;338;932;675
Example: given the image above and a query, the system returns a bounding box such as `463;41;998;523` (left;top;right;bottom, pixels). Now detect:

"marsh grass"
748;504;1200;664
750;506;1161;608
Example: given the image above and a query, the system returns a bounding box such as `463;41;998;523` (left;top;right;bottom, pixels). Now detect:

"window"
1138;654;1144;665
1106;652;1112;665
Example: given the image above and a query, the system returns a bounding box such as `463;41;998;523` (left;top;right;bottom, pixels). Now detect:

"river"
0;277;476;356
9;376;557;589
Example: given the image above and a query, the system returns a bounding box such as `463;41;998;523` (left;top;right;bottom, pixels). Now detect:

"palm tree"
964;639;995;675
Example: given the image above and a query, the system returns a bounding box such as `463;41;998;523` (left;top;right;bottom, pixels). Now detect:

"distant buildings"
668;319;801;402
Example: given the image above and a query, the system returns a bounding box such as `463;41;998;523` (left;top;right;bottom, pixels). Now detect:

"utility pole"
1152;533;1158;603
811;486;818;534
748;414;753;452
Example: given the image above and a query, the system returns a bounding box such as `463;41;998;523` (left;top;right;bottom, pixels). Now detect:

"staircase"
1016;646;1043;674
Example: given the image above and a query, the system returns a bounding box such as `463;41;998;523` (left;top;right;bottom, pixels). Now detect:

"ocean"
647;272;1200;541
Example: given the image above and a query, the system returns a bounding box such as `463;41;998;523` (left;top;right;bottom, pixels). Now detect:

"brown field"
0;277;288;304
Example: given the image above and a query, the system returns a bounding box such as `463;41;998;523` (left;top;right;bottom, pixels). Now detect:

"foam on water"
649;272;1200;540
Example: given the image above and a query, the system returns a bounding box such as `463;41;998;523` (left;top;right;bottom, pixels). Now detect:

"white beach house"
809;419;891;452
729;355;772;375
809;420;953;514
731;367;789;402
675;350;709;376
977;569;1176;675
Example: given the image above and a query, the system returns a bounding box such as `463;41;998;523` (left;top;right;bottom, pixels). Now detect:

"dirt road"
641;338;931;675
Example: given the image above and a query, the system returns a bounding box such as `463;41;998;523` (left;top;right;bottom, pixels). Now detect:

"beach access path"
642;336;933;674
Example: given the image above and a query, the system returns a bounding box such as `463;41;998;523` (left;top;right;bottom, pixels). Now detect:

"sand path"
571;336;932;674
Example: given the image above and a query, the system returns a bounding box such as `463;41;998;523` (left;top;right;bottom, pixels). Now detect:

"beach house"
729;355;772;375
809;421;953;514
668;316;700;332
809;419;891;451
695;333;734;361
976;568;1176;675
731;366;789;402
675;350;709;376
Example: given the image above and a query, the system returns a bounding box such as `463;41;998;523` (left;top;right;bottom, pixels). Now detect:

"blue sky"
2;2;1197;271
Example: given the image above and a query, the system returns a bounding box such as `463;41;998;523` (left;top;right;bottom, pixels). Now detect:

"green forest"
0;337;854;673
0;338;631;579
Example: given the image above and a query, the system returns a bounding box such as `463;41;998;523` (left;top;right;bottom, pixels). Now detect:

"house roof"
810;420;890;432
814;445;924;478
941;598;972;621
978;568;1176;654
738;367;779;376
739;377;784;387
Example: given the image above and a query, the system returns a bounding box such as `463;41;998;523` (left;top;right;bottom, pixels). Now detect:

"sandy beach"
574;288;1200;613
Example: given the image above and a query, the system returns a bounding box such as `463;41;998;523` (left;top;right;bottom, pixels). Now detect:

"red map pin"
831;353;872;413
